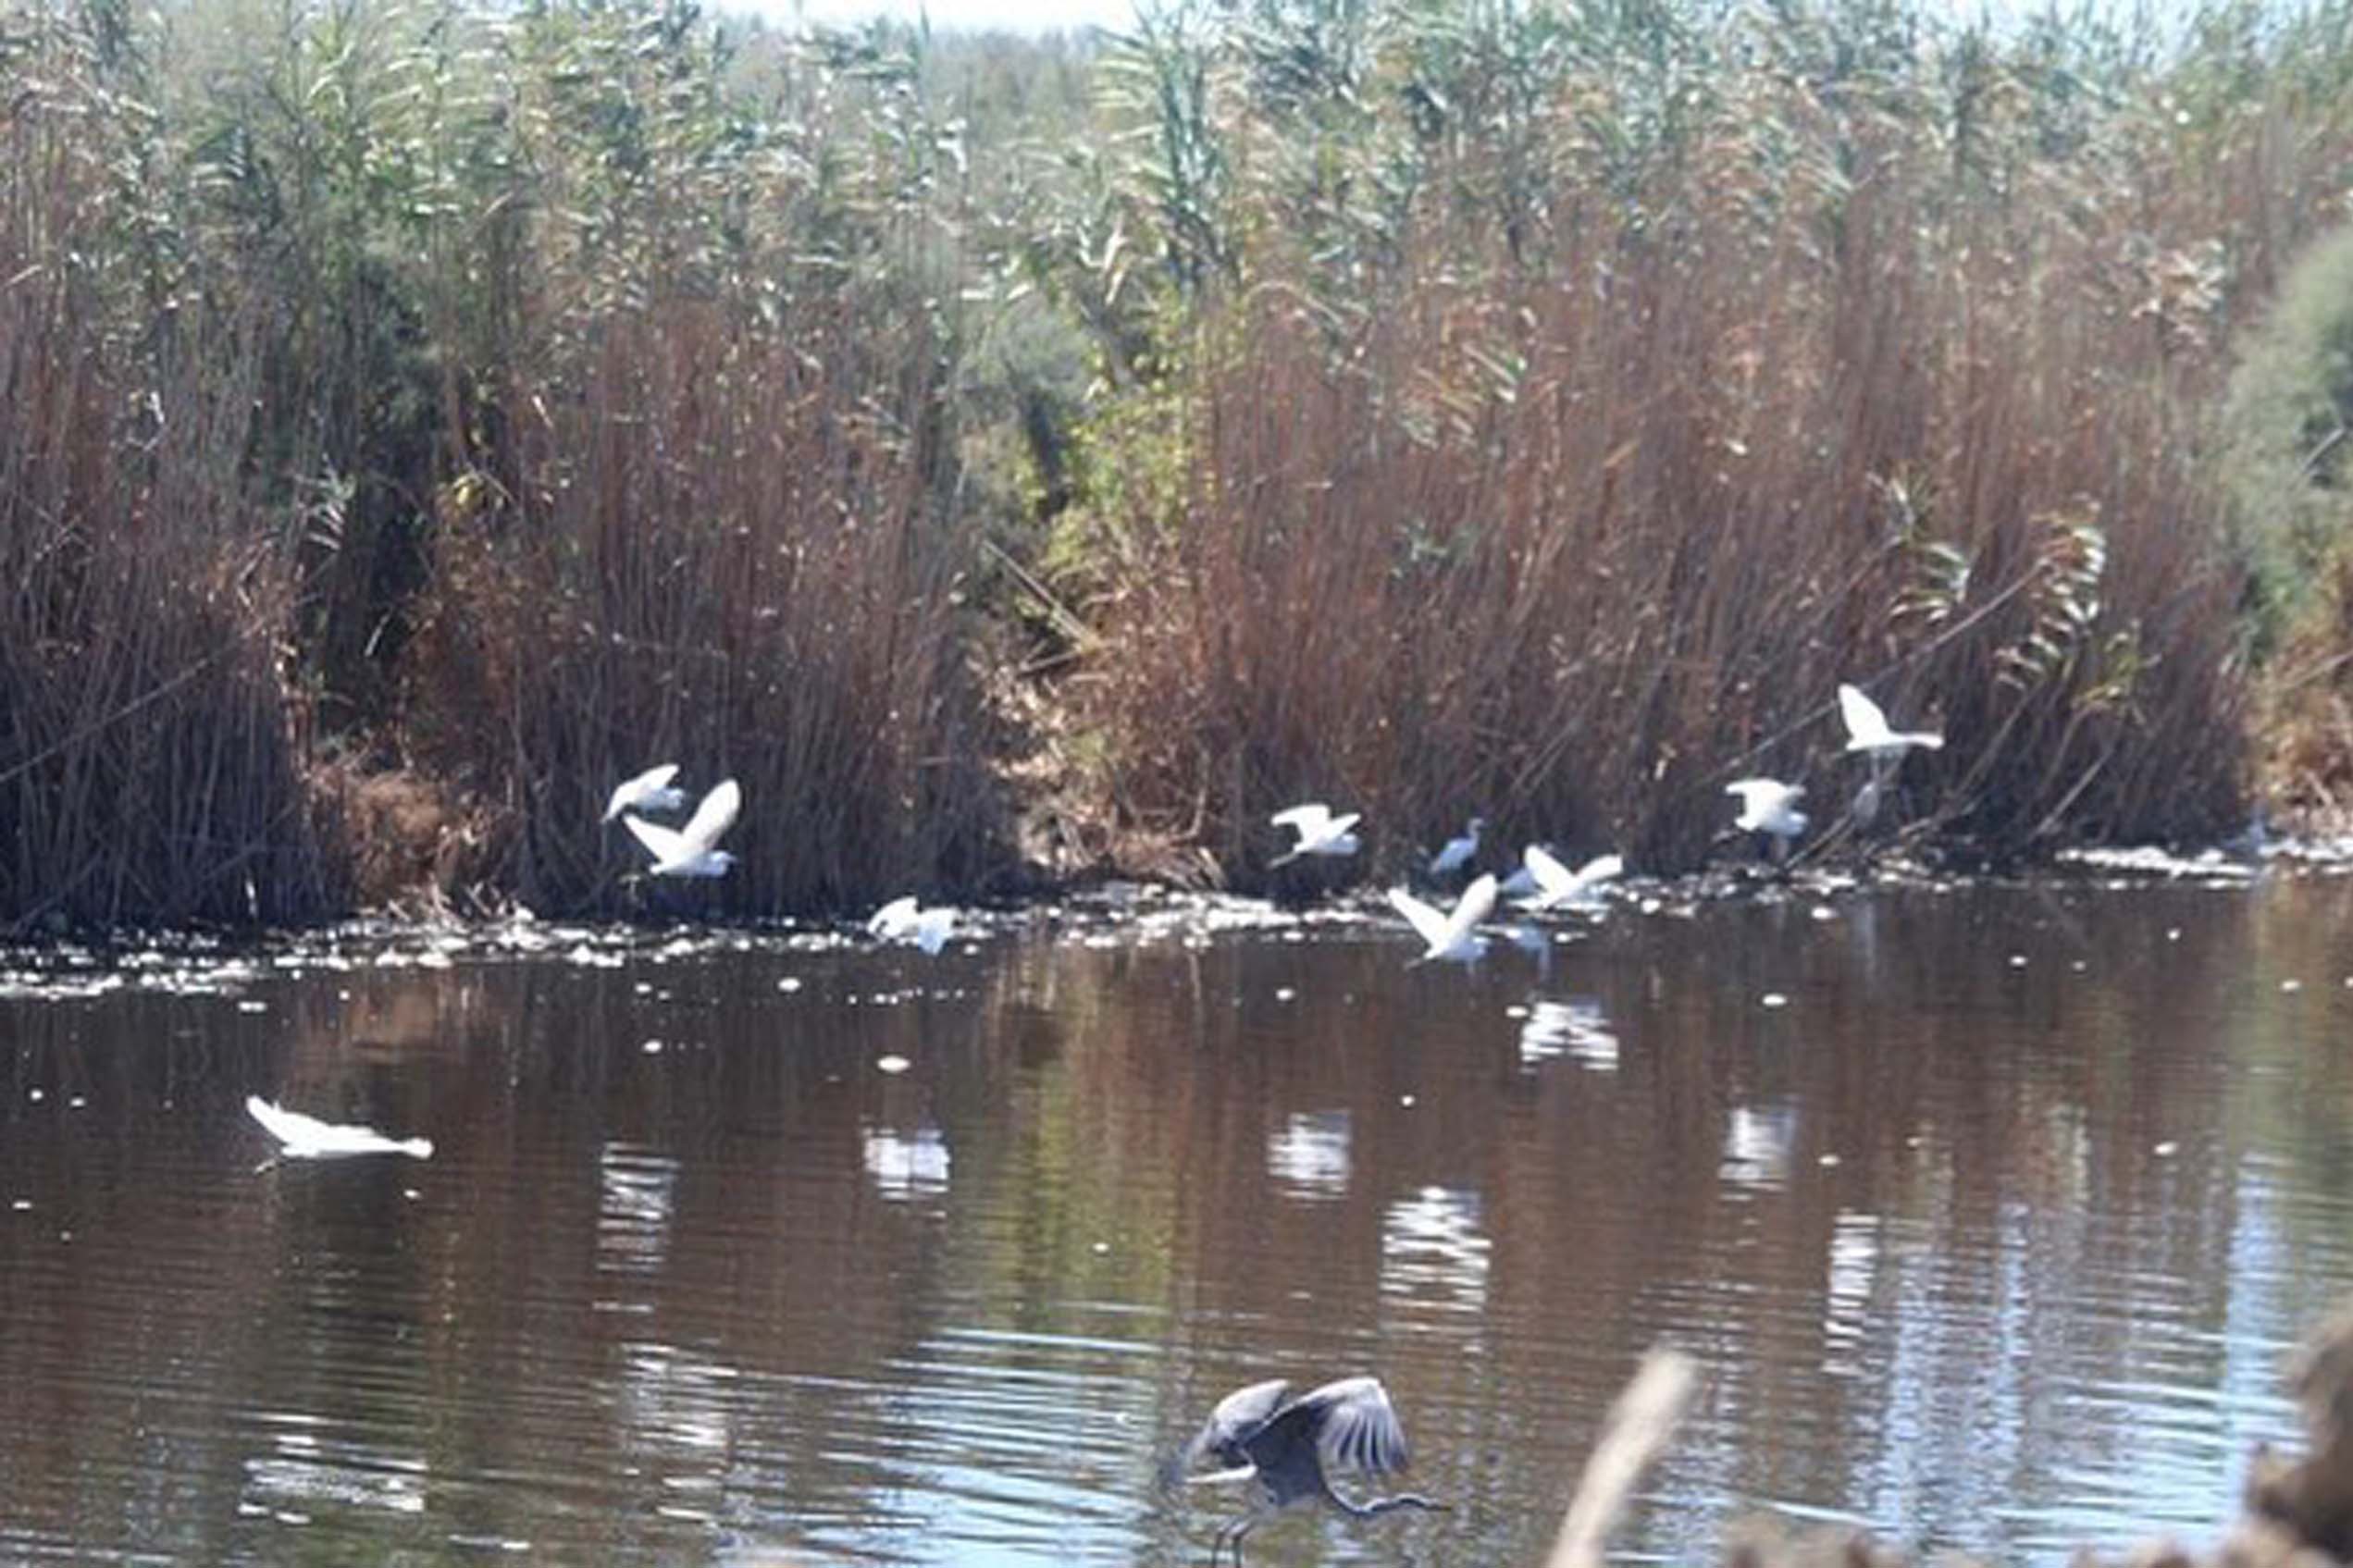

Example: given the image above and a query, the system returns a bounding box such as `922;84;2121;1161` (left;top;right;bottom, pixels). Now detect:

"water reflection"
1266;1110;1352;1200
1518;995;1618;1071
1723;1101;1799;1190
863;1124;953;1201
1381;1186;1492;1321
2;880;2353;1564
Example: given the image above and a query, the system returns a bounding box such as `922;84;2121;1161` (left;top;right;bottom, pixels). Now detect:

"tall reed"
1053;0;2338;876
408;297;1003;914
0;18;340;926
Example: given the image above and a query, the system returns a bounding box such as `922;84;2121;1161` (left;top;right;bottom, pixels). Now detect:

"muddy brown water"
5;873;2353;1566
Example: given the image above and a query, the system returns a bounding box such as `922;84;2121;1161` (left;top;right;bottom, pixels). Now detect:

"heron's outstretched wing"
1170;1377;1293;1481
676;778;742;856
624;812;689;865
1295;1376;1413;1476
1439;874;1498;949
1386;887;1450;949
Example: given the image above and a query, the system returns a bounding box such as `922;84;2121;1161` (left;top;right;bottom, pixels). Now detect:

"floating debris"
875;1055;911;1075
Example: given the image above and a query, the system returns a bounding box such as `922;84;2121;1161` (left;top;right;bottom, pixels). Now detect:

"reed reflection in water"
3;877;2353;1565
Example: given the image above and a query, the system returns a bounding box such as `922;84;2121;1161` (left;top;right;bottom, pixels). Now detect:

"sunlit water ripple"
4;875;2353;1564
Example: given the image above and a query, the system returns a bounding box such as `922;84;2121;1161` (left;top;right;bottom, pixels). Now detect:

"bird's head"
708;851;739;874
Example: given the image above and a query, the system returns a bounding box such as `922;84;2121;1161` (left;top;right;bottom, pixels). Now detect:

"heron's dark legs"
1229;1518;1256;1566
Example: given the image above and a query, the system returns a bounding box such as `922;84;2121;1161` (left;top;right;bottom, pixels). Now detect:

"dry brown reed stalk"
1544;1348;1699;1568
0;56;341;928
406;293;1005;915
1069;43;2318;880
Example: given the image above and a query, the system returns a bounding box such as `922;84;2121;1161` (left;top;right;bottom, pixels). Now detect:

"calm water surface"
6;875;2353;1566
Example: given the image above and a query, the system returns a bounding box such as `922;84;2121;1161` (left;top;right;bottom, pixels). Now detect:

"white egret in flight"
1269;803;1361;867
602;762;687;823
1727;778;1808;859
623;777;741;877
1838;684;1944;759
869;895;958;955
1387;873;1498;963
1516;846;1625;911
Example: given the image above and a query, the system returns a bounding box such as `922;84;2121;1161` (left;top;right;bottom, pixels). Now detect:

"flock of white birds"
1282;681;1943;963
244;684;1941;1163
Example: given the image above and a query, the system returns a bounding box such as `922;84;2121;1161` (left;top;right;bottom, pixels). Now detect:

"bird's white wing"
1321;812;1362;843
1441;874;1499;948
868;895;919;937
605;762;682;821
1727;778;1800;808
624;812;689;865
1574;853;1625;890
246;1095;321;1147
913;907;957;955
1271;803;1333;835
1524;844;1574;898
1839;684;1893;748
1301;1376;1412;1476
1386;887;1451;949
676;778;742;856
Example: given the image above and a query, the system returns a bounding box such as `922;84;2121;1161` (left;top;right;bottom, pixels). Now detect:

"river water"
5;870;2353;1567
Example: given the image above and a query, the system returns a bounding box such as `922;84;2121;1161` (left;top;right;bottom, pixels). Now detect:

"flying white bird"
1269;803;1361;867
602;762;687;823
869;895;958;955
1516;846;1625;911
246;1095;433;1160
1387;872;1498;963
1727;778;1809;854
1838;684;1945;758
1428;817;1486;877
624;777;741;877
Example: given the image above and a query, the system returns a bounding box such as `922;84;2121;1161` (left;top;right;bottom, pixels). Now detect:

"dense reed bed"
6;0;2353;922
0;27;341;926
1050;1;2353;877
411;300;1001;914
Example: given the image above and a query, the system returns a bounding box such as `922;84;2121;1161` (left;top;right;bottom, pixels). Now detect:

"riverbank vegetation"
5;0;2353;925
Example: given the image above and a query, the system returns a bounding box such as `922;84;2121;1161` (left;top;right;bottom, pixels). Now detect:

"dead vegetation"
1558;1303;2353;1568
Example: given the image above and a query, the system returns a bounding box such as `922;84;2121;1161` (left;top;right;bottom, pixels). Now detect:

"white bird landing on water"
1515;846;1625;912
602;762;687;823
1727;778;1809;856
1839;684;1945;759
869;895;958;955
1269;803;1361;867
1387;873;1497;964
624;777;741;877
246;1095;433;1161
1428;817;1485;877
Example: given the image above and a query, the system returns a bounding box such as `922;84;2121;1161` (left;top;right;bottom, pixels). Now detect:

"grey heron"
1430;817;1485;877
1170;1375;1446;1565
